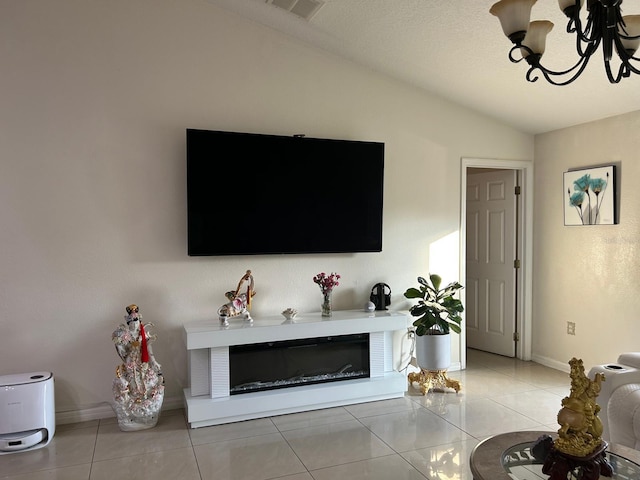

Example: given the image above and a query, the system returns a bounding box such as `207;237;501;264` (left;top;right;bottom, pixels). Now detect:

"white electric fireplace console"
183;310;407;428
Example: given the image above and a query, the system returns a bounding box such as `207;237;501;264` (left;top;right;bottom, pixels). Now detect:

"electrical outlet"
567;321;576;335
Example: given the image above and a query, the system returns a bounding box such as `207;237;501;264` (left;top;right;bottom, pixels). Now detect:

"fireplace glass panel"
229;333;370;394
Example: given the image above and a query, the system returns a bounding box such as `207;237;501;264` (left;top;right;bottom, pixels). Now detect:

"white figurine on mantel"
111;304;164;431
282;308;298;322
218;270;256;327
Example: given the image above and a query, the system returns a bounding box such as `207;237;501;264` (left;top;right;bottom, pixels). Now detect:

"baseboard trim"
531;354;570;373
55;395;184;425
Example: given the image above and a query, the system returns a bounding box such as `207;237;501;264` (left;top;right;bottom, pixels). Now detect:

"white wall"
0;0;533;419
533;111;640;372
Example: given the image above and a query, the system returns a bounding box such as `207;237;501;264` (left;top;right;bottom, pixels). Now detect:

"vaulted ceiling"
208;0;640;135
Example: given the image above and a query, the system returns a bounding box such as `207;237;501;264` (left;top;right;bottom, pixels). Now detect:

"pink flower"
232;297;245;310
313;272;341;294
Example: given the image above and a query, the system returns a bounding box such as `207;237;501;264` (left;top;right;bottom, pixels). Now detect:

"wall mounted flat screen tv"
187;129;384;256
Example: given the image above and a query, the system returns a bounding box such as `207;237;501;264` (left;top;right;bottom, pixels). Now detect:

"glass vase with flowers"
313;272;341;317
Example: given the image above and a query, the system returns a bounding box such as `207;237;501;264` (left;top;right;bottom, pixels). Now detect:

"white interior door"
465;169;517;357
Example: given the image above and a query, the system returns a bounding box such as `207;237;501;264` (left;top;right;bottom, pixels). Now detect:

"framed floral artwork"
564;165;616;226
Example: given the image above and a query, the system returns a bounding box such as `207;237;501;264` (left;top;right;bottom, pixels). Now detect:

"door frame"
459;158;534;367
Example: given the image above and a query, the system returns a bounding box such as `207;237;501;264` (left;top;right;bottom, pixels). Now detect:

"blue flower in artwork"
569;192;585;207
567;171;610;225
573;174;591;192
590;177;607;194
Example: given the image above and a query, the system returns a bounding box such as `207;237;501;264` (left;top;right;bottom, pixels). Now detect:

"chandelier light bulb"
558;0;584;16
490;0;537;44
521;20;554;58
619;15;640;55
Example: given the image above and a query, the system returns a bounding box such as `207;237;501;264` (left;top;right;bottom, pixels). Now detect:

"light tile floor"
0;350;571;480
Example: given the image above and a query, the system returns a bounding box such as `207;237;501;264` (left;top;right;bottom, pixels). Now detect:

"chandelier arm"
623;61;640;74
617;58;640;76
507;45;527;64
605;59;625;83
569;5;600;46
530;41;596;76
526;55;592;86
525;68;540;83
618;33;640;41
568;7;604;59
566;15;577;34
575;32;601;58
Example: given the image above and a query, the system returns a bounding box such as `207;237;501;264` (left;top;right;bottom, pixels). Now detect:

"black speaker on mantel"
370;283;391;311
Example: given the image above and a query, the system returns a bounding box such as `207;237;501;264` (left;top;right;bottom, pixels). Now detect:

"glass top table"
470;431;640;480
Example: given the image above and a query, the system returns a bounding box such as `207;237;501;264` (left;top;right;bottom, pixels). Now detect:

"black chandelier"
490;0;640;85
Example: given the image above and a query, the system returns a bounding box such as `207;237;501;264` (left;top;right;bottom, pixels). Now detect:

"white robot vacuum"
0;372;55;454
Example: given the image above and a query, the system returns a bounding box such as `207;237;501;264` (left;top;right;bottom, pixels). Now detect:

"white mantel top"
183;310;407;350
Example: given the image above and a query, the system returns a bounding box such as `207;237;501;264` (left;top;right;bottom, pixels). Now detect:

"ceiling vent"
266;0;325;21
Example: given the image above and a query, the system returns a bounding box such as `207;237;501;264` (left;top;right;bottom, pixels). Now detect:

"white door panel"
466;170;517;357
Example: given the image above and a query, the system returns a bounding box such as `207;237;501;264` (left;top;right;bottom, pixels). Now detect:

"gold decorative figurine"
541;357;612;480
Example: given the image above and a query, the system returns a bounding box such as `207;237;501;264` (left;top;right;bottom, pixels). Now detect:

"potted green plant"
404;274;464;373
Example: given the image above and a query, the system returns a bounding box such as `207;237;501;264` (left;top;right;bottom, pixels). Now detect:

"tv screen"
187;129;384;256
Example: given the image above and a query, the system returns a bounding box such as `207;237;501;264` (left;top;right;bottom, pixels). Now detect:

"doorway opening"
460;158;533;367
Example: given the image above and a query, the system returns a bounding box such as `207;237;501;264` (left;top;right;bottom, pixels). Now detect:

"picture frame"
563;165;616;226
